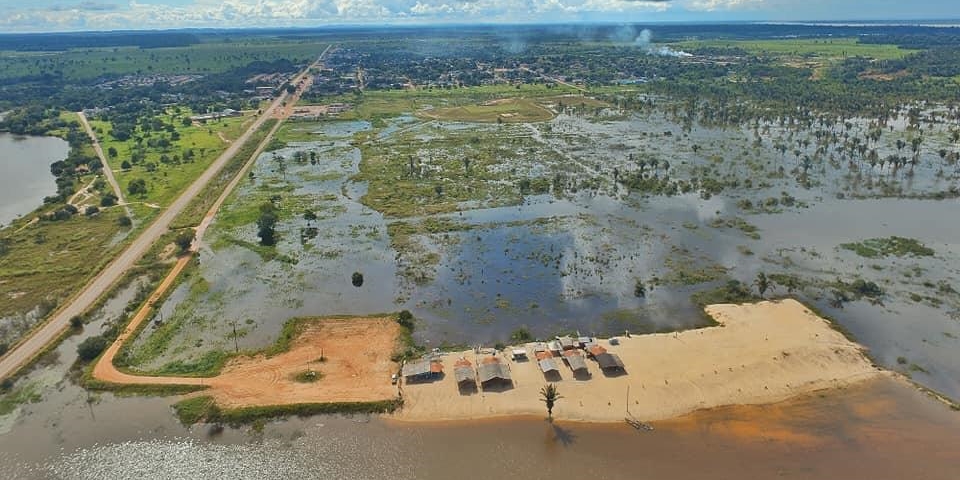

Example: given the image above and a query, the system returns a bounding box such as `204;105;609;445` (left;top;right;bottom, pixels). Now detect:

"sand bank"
391;299;885;423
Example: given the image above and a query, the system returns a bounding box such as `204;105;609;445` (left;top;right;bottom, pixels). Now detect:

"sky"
0;0;956;33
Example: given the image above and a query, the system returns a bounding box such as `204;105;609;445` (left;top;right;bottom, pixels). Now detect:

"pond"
0;133;68;227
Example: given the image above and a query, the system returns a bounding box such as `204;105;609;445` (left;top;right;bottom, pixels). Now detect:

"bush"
0;342;8;356
100;194;117;207
77;335;108;362
397;310;415;331
633;278;646;298
70;316;84;329
351;271;364;287
117;215;132;227
174;230;195;254
510;327;533;343
84;206;100;216
0;378;13;392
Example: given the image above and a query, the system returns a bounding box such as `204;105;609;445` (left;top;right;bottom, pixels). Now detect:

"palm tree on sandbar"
540;384;563;421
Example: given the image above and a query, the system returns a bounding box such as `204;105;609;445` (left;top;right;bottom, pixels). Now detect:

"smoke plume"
634;29;692;58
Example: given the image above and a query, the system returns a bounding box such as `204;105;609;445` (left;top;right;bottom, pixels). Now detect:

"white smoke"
634;28;692;58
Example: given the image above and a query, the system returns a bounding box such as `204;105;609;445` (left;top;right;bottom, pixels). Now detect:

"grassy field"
673;38;917;60
171;118;277;229
88;110;249;218
418;97;555;123
316;83;584;121
0;39;326;81
0;208;129;326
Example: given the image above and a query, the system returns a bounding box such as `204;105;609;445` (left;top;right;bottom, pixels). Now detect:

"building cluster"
400;336;626;393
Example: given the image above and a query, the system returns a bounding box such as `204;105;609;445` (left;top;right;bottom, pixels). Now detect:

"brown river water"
1;376;956;479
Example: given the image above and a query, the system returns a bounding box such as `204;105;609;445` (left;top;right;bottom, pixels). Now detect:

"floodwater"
0;133;67;226
128;115;960;401
1;373;957;479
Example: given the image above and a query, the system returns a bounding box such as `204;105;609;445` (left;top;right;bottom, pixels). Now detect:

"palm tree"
540;384;563;420
754;272;770;298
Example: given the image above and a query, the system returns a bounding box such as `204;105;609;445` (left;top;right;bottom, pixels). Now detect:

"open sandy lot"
390;299;886;423
203;317;400;408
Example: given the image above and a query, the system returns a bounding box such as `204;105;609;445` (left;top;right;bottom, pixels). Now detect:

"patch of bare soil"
206;317;400;408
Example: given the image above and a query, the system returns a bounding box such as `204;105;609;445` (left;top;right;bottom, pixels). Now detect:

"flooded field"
0;133;67;226
119;105;960;400
0;94;957;480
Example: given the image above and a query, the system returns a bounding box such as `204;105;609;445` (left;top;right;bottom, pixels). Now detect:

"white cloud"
684;0;762;11
0;0;682;31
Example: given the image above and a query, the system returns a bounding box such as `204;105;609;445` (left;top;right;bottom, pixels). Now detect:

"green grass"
171;118;277;229
0;208;128;320
672;38;917;61
0;381;41;416
325;83;582;121
840;236;935;258
171;395;220;424
418;97;555;123
0;39;325;82
292;369;324;383
690;280;759;307
90;110;248;216
172;395;402;426
710;217;761;240
81;378;207;397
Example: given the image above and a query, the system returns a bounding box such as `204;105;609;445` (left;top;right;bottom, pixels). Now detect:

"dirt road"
89;47;326;388
0;47;329;382
77;111;132;219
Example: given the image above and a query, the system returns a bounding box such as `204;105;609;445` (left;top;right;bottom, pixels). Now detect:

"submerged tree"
633;278;646;298
257;202;279;246
540;384;563;421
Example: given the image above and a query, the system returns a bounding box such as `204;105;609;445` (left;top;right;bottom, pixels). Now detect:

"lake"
0;132;68;227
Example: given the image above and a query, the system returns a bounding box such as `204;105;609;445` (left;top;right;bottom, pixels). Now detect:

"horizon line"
2;18;959;36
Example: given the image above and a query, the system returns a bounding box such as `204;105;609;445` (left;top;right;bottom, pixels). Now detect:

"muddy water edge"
0;375;957;479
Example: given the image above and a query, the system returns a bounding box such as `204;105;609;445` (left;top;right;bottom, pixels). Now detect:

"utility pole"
232;319;239;353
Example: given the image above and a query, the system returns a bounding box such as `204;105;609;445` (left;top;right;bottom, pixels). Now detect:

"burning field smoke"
634;28;692;58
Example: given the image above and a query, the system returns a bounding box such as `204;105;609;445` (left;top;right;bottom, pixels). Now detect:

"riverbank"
391;299;886;423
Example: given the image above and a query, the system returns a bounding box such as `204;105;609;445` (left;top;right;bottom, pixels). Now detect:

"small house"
587;344;608;358
595;353;625;372
477;356;512;388
454;357;476;390
563;349;589;372
402;358;443;383
556;336;577;350
535;351;559;373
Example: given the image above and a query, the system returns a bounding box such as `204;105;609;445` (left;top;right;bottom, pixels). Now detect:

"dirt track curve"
91;46;329;388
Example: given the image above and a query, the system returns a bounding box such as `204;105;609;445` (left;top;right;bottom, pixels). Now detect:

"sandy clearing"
206;317;401;408
391;299;886;423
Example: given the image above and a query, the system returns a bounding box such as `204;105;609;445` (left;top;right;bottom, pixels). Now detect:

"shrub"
633;278;646;298
117;215;132;227
77;335;108;362
510;327;533;343
70;316;84;329
174;230;195;254
351;271;364;287
397;310;414;331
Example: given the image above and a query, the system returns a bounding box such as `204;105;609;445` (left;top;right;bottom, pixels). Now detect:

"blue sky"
0;0;956;33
